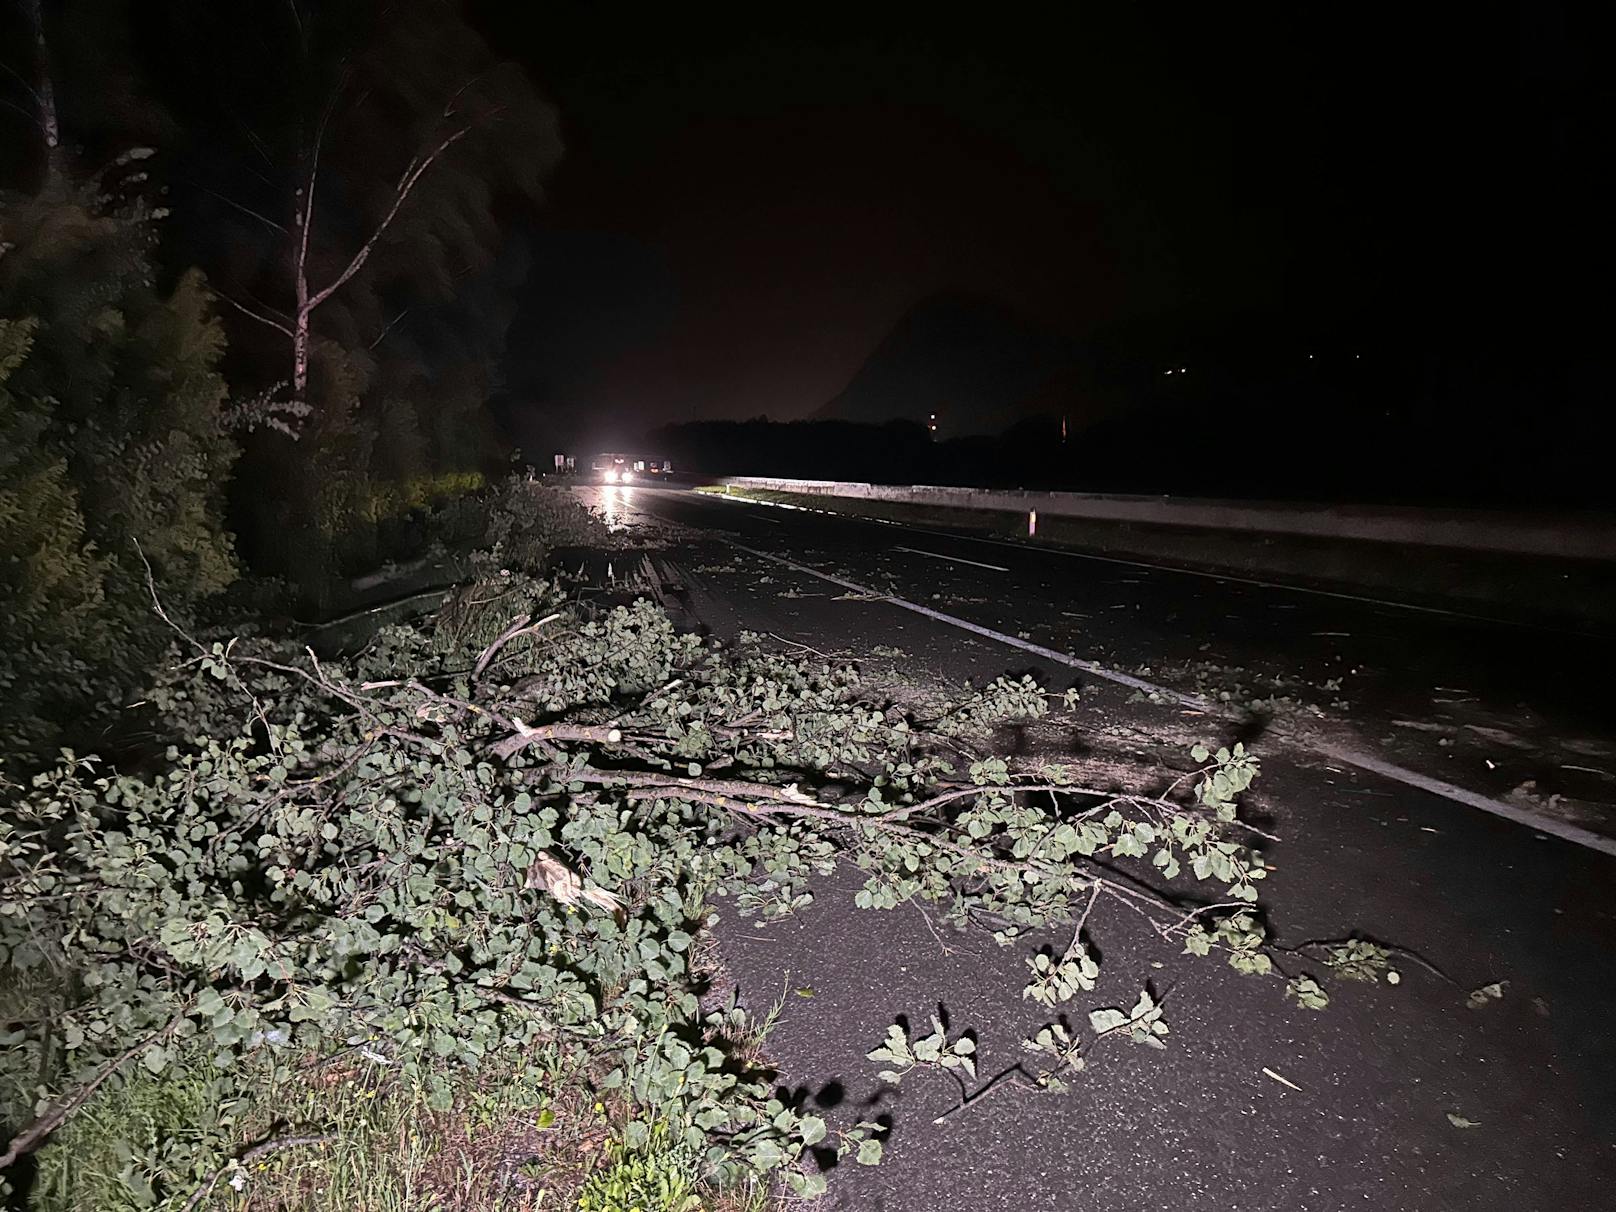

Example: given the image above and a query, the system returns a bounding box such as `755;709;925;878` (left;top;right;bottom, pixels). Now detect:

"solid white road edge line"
728;540;1616;859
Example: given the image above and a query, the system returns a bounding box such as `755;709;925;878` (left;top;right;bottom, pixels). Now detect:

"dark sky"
471;2;1605;445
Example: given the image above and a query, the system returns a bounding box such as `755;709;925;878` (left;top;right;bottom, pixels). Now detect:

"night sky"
476;3;1601;449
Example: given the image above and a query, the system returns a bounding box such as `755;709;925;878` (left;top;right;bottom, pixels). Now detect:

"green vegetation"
575;1124;707;1212
0;22;1327;1206
0;182;238;763
1;494;1318;1207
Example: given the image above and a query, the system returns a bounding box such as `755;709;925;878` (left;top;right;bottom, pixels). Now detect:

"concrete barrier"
715;477;1616;562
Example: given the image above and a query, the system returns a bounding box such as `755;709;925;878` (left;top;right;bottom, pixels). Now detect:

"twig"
1286;938;1455;984
912;900;962;956
218;291;295;338
473;611;560;680
768;632;831;659
189;182;289;234
1150;900;1247;943
367;307;409;350
878;782;1117;824
931;1063;1040;1125
136;540;206;656
1062;882;1104;960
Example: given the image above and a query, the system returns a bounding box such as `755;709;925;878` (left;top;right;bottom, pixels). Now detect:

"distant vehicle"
589;452;631;482
589;452;672;484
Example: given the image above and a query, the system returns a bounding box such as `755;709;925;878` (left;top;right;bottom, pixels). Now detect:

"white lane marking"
1304;738;1616;855
699;492;783;522
893;546;1008;573
857;516;1504;621
728;539;1616;859
701;489;1579;632
727;543;1218;708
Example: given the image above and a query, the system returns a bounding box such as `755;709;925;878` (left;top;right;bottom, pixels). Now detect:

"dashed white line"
893;546;1009;572
728;539;1616;858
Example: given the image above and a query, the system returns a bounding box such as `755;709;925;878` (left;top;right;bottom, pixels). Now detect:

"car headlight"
603;469;618;483
621;470;634;482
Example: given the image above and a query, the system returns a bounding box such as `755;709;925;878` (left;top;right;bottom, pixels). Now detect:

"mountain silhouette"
814;294;1087;436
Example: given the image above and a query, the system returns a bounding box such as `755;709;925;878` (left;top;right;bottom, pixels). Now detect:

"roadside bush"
482;473;613;573
1;577;1292;1205
0;183;238;766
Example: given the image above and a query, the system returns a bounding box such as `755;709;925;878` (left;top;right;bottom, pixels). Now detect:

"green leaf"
856;1138;884;1165
1089;1008;1129;1034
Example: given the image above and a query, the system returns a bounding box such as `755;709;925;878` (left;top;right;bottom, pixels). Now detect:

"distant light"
1179;367;1186;373
1308;354;1314;359
1164;369;1173;376
1028;510;1038;537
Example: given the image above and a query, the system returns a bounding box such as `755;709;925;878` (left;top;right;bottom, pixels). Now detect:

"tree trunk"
292;167;314;406
21;0;63;181
292;256;310;406
20;0;64;182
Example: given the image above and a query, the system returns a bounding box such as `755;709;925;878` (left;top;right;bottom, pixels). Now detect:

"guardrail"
714;477;1616;562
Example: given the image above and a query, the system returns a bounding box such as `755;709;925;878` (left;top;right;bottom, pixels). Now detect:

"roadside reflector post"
1028;510;1037;537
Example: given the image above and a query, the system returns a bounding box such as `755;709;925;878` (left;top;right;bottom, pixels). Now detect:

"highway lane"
572;481;1616;1211
591;483;1616;845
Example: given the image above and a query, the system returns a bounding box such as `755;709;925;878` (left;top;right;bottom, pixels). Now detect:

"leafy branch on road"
2;551;1316;1204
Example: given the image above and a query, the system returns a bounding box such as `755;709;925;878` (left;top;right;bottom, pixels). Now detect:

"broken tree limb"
473;611;560;680
490;721;623;760
0;1007;189;1172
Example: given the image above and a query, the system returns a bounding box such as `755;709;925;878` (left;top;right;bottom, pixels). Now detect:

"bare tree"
223;81;491;437
291;110;476;406
192;4;558;441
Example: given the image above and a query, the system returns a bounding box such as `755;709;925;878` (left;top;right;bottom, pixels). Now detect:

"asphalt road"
578;483;1616;1211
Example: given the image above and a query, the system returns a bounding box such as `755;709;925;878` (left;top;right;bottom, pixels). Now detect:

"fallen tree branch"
473;611;560;680
553;764;1195;927
0;1007;188;1172
490;721;624;760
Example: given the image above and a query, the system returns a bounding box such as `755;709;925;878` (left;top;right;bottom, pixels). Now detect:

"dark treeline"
0;0;556;760
648;419;936;485
2;0;557;578
652;333;1613;507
